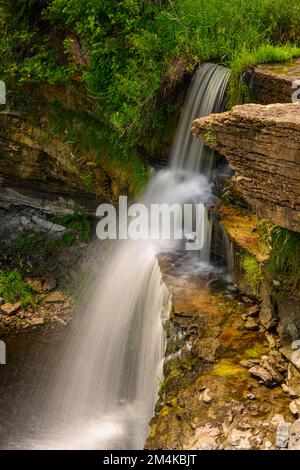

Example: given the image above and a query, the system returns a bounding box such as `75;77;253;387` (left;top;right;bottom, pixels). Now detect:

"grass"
0;270;36;308
258;221;300;288
228;43;300;106
1;1;300;196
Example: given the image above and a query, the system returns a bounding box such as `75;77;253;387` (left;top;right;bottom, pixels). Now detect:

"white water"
1;63;230;450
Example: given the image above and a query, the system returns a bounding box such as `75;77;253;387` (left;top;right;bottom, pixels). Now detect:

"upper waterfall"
171;63;230;175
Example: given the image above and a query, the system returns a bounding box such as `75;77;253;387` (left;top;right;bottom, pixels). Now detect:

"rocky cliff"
192;103;300;232
245;59;300;104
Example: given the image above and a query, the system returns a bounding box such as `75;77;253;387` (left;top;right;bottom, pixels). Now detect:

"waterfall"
1;63;230;450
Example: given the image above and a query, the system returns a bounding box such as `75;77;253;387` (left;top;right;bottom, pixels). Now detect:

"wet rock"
259;305;277;331
0;301;21;315
245;318;259;331
266;333;279;349
246;305;260;318
276;421;291;448
288;419;300;450
197;338;219;362
240;359;260;369
289;399;300;417
249;365;275;387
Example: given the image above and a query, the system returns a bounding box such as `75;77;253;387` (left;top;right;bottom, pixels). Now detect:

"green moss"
244;343;268;359
213;359;249;379
0;270;37;308
241;254;264;292
204;124;217;146
53;210;91;245
148;423;157;440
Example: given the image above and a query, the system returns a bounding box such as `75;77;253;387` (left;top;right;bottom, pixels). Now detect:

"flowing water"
0;63;230;449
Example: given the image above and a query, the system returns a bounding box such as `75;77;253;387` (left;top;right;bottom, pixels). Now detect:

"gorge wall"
192;102;300;233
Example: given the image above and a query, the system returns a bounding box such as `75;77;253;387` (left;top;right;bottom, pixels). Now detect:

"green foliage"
52;210;91;245
0;269;36;307
241;254;264;291
48;101;149;195
228;43;300;106
258;221;300;286
1;0;300;191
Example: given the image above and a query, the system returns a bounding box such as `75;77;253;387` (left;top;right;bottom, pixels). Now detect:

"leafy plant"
258;221;300;287
53;210;91;245
0;269;36;307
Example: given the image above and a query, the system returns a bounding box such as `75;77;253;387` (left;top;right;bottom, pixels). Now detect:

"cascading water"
0;63;230;450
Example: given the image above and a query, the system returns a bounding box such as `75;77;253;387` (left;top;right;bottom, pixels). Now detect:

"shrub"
0;270;36;307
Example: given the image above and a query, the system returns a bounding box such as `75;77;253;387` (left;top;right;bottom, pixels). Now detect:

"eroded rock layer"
245;59;300;105
192;103;300;232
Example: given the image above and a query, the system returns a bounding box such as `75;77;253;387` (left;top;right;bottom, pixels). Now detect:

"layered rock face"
192;103;300;232
245;59;300;104
0;111;109;214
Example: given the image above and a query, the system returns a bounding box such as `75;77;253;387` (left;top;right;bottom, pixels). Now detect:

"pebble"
201;388;213;404
246;393;256;400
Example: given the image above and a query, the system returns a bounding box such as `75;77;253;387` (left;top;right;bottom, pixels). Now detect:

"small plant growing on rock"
0;270;36;308
241;254;264;292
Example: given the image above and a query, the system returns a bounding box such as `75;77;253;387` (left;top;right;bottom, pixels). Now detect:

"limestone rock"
31;317;44;326
246;305;260;317
0;301;21;315
42;277;57;292
192;103;300;232
288;419;300;450
289;399;300;416
225;429;253;450
45;291;65;303
249;363;283;387
244;318;259;331
276;421;291;448
197;338;219;362
286;363;300;398
201;388;213;404
245;59;300;105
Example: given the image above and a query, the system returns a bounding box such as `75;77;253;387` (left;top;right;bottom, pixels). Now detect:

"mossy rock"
212;359;249;379
244;342;268;359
